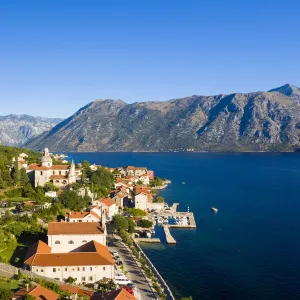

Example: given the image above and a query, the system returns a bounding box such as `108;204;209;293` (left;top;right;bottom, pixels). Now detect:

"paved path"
109;235;156;300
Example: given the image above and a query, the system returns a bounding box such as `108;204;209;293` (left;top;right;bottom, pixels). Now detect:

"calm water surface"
67;152;300;300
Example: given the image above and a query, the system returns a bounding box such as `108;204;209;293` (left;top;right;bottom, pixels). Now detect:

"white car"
114;272;131;286
112;250;119;257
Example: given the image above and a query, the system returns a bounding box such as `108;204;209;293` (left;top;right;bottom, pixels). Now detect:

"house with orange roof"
26;148;79;187
134;192;152;211
65;207;101;223
92;198;118;219
91;288;137;300
12;284;59;300
60;284;94;298
47;222;107;253
24;240;114;284
113;191;129;208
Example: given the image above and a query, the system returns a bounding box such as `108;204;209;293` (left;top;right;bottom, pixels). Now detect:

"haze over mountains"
0;115;62;147
2;84;300;152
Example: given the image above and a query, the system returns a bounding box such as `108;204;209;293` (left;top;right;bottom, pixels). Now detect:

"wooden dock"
163;225;176;244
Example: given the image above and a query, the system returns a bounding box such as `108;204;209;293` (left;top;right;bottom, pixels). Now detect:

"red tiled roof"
24;241;114;267
91;288;137;300
49;175;67;179
90;210;101;219
97;197;116;207
60;285;94;297
65;211;90;219
28;163;70;171
24;241;51;265
48;222;104;235
13;285;59;300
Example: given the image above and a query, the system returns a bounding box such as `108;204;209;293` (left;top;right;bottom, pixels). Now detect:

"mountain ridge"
24;83;300;152
0;114;63;147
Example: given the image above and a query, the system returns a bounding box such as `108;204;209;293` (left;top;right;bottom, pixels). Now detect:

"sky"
0;0;300;118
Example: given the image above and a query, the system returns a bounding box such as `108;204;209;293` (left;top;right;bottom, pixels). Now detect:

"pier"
163;225;176;244
134;238;161;243
148;207;196;244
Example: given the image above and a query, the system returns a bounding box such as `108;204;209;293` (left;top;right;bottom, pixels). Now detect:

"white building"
24;240;114;284
134;192;151;211
47;222;106;253
138;174;150;185
92;198;118;219
26;148;78;187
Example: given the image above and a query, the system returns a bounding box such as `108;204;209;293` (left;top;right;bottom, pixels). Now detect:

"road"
109;235;156;300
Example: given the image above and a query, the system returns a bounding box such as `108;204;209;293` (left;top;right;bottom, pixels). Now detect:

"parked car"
114;273;131;286
122;283;134;295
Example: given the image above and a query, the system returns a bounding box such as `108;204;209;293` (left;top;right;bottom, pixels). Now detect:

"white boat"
211;207;218;213
182;182;186;184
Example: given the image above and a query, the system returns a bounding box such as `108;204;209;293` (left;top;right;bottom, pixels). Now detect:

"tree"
91;167;114;194
23;183;36;198
138;220;153;228
154;196;164;203
20;168;29;187
64;276;77;284
137;180;143;185
128;218;135;233
43;182;58;192
112;215;128;232
11;160;20;186
0;288;13;300
82;160;90;170
17;269;23;280
181;297;193;300
58;190;87;210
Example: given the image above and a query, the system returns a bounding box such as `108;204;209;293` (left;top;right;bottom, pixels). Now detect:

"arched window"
55;240;60;244
68;240;74;244
82;240;87;243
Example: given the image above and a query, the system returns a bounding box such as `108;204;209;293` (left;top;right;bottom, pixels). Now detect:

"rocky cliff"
25;84;300;152
0;114;63;147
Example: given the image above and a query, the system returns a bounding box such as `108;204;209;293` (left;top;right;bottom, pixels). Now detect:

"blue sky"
0;0;299;118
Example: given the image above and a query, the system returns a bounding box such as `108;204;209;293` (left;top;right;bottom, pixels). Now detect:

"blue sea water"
67;152;300;300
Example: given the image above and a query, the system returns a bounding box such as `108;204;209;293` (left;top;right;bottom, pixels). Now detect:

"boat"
182;182;186;184
211;207;218;213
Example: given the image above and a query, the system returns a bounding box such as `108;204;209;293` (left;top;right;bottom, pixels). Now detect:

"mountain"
25;84;300;152
0;114;63;147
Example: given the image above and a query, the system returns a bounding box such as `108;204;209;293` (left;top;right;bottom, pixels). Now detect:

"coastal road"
108;235;156;300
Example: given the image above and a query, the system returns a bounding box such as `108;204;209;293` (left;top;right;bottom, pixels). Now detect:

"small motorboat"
211;207;218;213
182;182;186;184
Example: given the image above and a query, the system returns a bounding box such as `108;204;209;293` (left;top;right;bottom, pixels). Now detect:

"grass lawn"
0;278;21;290
0;243;27;267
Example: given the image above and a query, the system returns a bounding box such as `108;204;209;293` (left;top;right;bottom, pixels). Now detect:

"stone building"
27;148;78;187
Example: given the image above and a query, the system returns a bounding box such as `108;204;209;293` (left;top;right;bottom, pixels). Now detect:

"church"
27;148;78;187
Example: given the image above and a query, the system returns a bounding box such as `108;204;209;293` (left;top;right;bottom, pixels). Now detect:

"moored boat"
211;207;218;213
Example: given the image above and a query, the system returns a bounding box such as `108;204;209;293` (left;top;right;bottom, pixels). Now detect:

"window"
55;278;60;281
82;240;87;243
81;277;86;282
103;267;106;271
40;171;43;175
82;267;85;271
53;268;56;272
89;276;93;281
68;240;74;244
59;171;62;175
77;267;80;271
41;269;43;273
90;267;92;271
48;163;51;167
55;240;60;244
36;269;38;272
65;268;67;271
53;171;55;175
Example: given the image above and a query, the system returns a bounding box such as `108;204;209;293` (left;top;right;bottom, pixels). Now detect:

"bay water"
67;152;300;300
